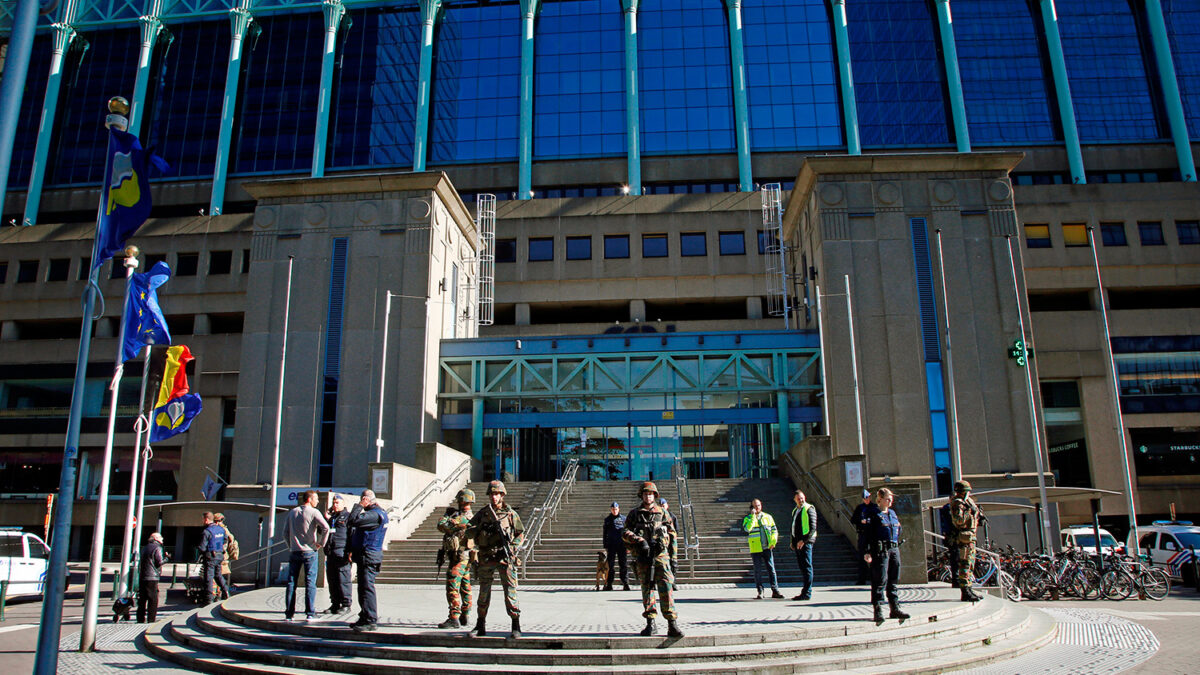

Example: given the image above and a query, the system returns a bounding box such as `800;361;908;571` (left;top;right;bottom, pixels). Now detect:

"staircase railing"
924;530;1014;600
515;458;579;579
387;458;472;523
672;461;700;574
779;451;854;525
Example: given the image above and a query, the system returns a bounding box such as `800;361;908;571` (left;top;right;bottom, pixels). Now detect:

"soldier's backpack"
939;503;954;538
227;534;240;561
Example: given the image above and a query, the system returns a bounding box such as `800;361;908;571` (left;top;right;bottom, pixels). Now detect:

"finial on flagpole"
106;96;129;131
124;244;140;269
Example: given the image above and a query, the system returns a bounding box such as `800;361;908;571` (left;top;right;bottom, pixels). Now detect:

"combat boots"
888;603;910;621
667;620;684;638
639;618;657;636
872;605;885;626
961;586;983;603
459;613;470;627
472;617;487;636
510;617;522;639
437;616;459;629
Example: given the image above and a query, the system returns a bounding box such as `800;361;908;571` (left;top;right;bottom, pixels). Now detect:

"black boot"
667;620;683;638
639;618;657;636
510;617;521;639
873;605;885;626
472;617;486;637
437;616;459;629
961;586;983;603
889;603;910;622
459;613;470;627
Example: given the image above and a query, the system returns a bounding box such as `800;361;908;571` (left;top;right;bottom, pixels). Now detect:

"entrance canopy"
922;486;1124;513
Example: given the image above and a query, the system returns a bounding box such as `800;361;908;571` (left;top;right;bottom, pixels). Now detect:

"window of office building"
1100;222;1128;246
719;231;745;256
1113;336;1200;414
1131;427;1200;477
16;260;38;283
638;0;735;155
1040;380;1092;488
1177;221;1200;245
680;232;707;257
1062;223;1089;247
529;237;554;262
48;28;139;186
1057;0;1162;142
331;8;420;169
642;234;668;258
954;0;1058;145
604;234;629;259
495;238;517;263
742;0;842;150
176;253;199;276
1162;0;1200;137
46;258;69;282
150;20;232;179
6;36;50;189
0;262;6;283
430;2;521;165
1024;224;1051;248
1138;221;1165;246
566;236;592;260
209;251;233;275
846;0;949;147
534;0;624;159
234;13;323;174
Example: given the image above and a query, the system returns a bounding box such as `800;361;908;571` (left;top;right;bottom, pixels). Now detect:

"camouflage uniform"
437;497;474;624
623;485;679;627
949;480;983;602
466;494;524;623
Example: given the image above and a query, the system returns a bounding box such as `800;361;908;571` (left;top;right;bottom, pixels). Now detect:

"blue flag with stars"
122;261;172;362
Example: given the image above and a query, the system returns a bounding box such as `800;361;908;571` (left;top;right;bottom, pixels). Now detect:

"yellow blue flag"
149;345;203;443
121;261;171;362
92;128;168;273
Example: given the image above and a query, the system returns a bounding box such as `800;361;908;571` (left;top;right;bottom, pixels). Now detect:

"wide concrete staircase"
380;477;858;586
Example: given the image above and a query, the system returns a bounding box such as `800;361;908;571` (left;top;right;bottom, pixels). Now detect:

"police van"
0;527;51;599
1127;521;1200;585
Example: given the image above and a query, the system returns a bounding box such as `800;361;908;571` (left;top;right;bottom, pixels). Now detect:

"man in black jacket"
324;494;353;614
602;502;629;591
137;532;165;623
850;489;876;585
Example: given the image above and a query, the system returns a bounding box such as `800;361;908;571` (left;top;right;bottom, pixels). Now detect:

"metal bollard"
0;579;7;621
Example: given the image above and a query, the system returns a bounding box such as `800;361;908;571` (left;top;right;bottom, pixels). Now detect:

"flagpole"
79;244;139;653
33;95;128;675
130;434;153;594
933;229;963;484
375;290;393;463
265;256;295;587
116;346;151;598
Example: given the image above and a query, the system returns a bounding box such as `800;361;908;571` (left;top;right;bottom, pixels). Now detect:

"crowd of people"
142;479;984;636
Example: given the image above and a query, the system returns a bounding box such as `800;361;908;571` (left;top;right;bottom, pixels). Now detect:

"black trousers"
327;554;352;609
203;553;230;604
137;580;159;623
356;559;380;624
870;546;901;607
855;535;870;584
604;546;628;588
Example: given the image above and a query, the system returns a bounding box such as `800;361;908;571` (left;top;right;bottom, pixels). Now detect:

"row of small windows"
495;230;772;263
1011;169;1183;186
459;179;790;204
0;250;250;284
1023;221;1199;248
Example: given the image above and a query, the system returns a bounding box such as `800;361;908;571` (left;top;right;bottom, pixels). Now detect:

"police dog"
595;550;610;591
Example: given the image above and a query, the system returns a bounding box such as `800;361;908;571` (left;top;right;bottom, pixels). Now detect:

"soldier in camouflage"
466;480;525;638
437;488;476;628
623;482;684;638
949;480;984;603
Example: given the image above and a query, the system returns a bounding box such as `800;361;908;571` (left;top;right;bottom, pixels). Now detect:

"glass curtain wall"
151;20;232;179
7;36;51;189
1162;0;1200;137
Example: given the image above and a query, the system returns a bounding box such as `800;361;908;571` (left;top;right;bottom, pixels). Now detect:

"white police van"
1128;521;1200;585
0;528;51;599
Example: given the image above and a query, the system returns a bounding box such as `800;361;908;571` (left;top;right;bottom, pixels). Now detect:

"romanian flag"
149;345;203;443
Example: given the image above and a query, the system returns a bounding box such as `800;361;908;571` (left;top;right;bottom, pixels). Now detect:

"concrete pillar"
746;296;763;320
629;299;646;322
193;313;211;336
1;320;18;341
515;303;531;325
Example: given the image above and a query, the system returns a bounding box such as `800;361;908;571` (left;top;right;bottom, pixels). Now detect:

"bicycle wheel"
1140;568;1170;601
1101;569;1133;601
1017;566;1050;601
1077;567;1102;601
999;570;1021;601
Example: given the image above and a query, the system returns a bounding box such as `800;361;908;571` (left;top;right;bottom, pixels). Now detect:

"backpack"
227;533;240;561
939;503;954;538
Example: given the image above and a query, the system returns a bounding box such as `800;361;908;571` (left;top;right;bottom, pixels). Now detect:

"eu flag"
122;261;172;362
92;128;168;273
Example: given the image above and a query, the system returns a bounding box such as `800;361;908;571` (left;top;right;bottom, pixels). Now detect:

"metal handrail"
671;461;700;570
515;458;579;578
388;459;472;521
924;530;1013;600
779;451;853;524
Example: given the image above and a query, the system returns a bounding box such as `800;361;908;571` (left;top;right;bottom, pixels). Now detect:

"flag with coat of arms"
149;345;203;443
92;127;168;273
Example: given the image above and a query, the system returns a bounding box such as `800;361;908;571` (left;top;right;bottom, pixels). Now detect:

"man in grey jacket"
283;490;330;621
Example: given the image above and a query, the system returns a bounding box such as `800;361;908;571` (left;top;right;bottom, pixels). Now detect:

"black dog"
112;596;134;623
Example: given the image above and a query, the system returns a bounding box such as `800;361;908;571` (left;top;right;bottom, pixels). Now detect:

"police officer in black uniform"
850;489;876;585
324;494;353;614
863;488;910;625
199;511;230;605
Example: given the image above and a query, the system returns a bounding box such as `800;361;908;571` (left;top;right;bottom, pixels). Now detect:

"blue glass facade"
6;35;50;189
430;1;521;165
49;28;139;186
846;0;949;148
638;0;734;155
954;0;1058;145
533;0;624;160
331;8;420;169
234;14;323;175
1162;0;1200;137
149;20;231;179
1057;0;1162;142
742;0;841;151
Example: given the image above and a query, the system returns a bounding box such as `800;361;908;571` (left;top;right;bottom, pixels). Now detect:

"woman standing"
863;488;910;625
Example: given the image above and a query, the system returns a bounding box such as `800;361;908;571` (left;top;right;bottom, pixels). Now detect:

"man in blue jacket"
348;489;388;631
199;512;230;604
602;502;629;591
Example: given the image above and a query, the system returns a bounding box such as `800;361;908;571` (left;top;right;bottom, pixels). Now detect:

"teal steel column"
827;0;860;155
23;20;79;228
472;398;484;462
621;0;641;195
934;0;970;152
210;4;254;215
413;0;442;172
1037;0;1085;183
723;0;752;192
517;0;540;200
313;0;346;178
776;390;791;457
0;0;42;220
1145;0;1196;182
128;1;164;135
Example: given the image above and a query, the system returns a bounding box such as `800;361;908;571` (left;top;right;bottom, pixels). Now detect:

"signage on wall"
844;460;864;488
275;487;365;505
